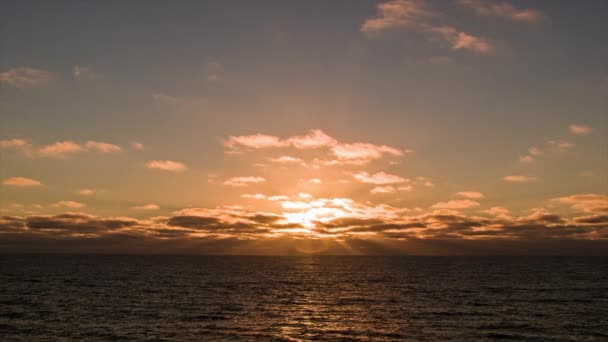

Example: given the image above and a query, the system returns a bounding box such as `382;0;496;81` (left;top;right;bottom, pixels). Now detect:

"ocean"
1;255;606;341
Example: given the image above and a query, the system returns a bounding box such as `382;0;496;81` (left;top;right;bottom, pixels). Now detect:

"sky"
1;0;607;255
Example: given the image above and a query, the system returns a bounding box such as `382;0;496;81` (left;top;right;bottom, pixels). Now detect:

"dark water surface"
1;255;607;341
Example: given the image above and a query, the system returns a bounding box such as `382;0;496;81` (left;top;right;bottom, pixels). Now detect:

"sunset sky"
1;0;607;254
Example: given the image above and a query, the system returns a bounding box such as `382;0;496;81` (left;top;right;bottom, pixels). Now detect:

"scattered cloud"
131;142;145;151
0;67;52;88
3;177;42;187
353;171;408;185
52;201;86;209
38;141;86;158
132;203;160;211
85;141;123;153
552;194;608;213
361;0;493;53
242;194;267;200
457;0;545;23
224;176;266;187
78;189;95;196
361;0;438;34
519;155;535;163
569;124;592;135
224;129;407;165
455;191;484;199
0;138;29;149
503;175;536;183
146;160;188;172
431;199;480;209
547;139;575;150
287;129;338;149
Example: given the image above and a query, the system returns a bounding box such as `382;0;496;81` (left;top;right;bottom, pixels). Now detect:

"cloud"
224;176;266;187
528;146;542;155
519;155;535;163
78;189;95;196
287;129;338;149
431;199;480;209
361;0;493;53
73;66;100;79
547;139;574;150
330;143;405;164
224;133;288;150
85;141;123;153
268;155;305;164
3;177;42;187
146;160;188;172
353;171;408;185
503;175;536;183
242;194;267;200
552;194;608;213
38;141;86;158
457;0;545;23
0;67;52;88
152;93;179;103
1;197;607;254
0;138;29;149
361;0;438;34
132;204;160;211
52;201;86;209
569;124;592;135
131;142;145;151
454;191;484;199
225;129;407;164
430;26;492;53
370;186;396;194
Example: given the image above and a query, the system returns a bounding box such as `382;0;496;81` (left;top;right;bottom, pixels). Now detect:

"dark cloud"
1;209;606;255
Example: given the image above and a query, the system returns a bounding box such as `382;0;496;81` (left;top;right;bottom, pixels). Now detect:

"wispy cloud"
78;189;95;196
457;0;545;23
3;177;42;187
361;0;493;53
569;124;592;135
0;138;30;149
503;175;536;183
224;176;266;187
132;203;160;211
431;199;480;209
146;160;188;172
85;141;123;153
353;171;408;185
52;201;86;209
455;191;484;199
0;67;52;88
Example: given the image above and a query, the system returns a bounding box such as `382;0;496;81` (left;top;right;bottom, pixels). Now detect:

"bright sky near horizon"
1;0;607;254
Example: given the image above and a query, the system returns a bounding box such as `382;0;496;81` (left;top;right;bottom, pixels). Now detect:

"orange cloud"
146;160;188;172
569;124;592;135
52;201;86;209
431;199;480;209
224;176;266;187
455;191;484;199
353;171;408;184
85;141;123;153
552;194;608;213
132;203;160;210
3;177;42;187
0;138;29;149
503;175;536;183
